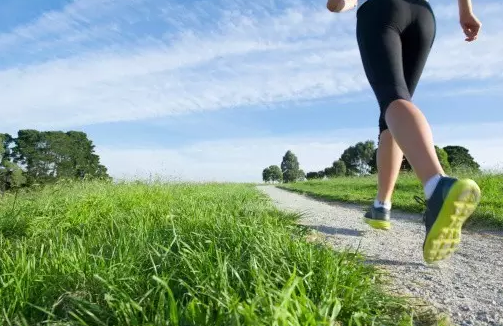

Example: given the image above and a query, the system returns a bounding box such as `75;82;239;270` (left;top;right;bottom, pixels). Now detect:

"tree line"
262;150;306;183
1;130;110;192
262;140;480;183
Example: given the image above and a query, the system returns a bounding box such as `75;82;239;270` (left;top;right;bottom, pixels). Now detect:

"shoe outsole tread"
423;179;481;264
364;217;391;230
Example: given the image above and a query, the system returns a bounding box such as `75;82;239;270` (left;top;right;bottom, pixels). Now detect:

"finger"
467;23;479;32
464;26;477;37
465;34;477;42
463;29;474;41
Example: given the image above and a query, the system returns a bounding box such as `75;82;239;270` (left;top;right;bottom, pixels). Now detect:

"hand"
326;0;346;12
459;11;481;42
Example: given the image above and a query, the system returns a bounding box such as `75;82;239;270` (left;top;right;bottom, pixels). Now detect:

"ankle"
424;173;446;199
374;199;392;210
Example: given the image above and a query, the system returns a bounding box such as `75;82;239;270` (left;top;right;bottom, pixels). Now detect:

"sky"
1;0;503;182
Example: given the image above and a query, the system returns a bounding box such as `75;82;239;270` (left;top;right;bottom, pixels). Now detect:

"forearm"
458;0;473;14
327;0;357;12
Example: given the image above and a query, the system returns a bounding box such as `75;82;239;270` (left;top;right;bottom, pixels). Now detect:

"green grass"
278;172;503;229
0;180;428;325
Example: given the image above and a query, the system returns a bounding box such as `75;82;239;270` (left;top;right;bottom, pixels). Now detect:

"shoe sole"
423;179;481;264
363;217;391;230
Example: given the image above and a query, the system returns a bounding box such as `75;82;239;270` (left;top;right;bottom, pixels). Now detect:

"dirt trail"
258;186;503;326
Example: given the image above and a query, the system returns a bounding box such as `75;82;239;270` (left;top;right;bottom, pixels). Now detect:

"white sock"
424;174;443;199
374;199;391;210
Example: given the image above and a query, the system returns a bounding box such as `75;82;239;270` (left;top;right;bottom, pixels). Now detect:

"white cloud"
97;121;503;182
0;0;131;51
0;0;502;130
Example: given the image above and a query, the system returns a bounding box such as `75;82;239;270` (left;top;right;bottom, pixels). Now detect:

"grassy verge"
0;180;428;325
278;172;503;229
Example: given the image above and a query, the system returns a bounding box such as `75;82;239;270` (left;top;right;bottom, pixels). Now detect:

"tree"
66;131;109;179
281;150;302;183
324;160;347;178
340;141;375;175
324;166;336;178
269;165;283;183
0;161;26;191
262;167;272;183
11;129;110;185
368;149;377;174
0;134;9;162
306;170;326;180
0;134;26;192
443;145;480;172
297;169;306;181
333;160;347;176
11;130;49;184
435;145;451;173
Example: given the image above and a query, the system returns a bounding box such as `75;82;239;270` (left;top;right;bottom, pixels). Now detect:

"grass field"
0;180;430;325
278;172;503;229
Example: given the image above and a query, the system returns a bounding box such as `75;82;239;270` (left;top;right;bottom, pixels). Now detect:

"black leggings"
356;0;436;136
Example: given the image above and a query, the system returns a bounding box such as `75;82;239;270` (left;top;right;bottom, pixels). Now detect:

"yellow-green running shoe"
363;205;391;230
416;176;481;264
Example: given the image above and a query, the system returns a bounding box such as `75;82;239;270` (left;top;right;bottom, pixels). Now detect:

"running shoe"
416;176;481;264
363;204;391;230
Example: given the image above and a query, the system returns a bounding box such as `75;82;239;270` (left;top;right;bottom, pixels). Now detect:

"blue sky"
1;0;503;182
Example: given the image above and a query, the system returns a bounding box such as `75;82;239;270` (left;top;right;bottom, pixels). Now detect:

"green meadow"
0;180;428;325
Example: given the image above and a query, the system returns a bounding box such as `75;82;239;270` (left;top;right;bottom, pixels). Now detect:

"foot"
418;176;481;264
363;205;391;230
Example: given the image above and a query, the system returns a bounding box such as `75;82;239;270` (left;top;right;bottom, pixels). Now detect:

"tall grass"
279;171;503;229
0;180;417;325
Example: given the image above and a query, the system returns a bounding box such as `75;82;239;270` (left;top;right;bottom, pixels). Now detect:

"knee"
379;98;414;134
382;98;413;123
384;98;415;119
373;85;412;134
374;84;411;114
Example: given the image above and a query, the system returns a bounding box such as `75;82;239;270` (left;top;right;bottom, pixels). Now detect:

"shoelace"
414;195;427;223
414;195;426;206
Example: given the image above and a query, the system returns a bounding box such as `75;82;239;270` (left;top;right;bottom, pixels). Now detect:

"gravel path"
258;185;503;326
